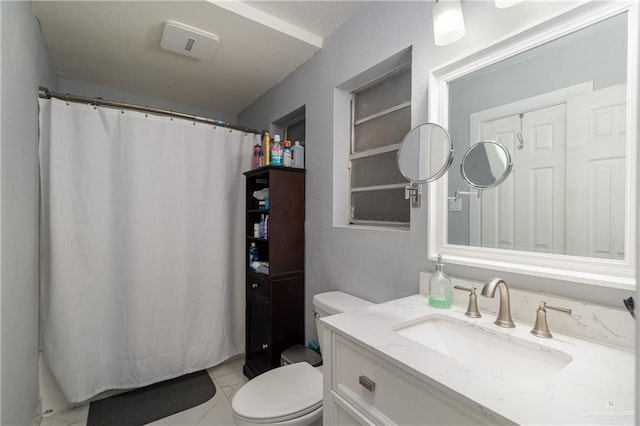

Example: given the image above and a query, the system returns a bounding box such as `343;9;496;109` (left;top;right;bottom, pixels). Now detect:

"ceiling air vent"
160;20;220;60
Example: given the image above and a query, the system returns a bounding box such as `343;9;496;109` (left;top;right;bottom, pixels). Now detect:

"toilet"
231;291;372;426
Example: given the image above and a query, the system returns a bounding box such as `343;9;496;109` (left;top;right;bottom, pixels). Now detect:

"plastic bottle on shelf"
292;141;304;168
249;242;258;264
271;135;283;166
264;215;269;239
283;140;293;167
252;144;262;169
259;214;266;238
262;132;271;166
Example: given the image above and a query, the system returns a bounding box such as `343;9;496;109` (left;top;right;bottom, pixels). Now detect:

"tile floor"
39;356;249;426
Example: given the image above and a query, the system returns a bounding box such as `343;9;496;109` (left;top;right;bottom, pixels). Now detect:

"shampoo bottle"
428;255;452;308
283;140;293;167
292;141;304;168
262;132;271;166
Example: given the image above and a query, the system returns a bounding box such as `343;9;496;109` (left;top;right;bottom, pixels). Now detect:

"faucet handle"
454;285;481;318
530;301;572;338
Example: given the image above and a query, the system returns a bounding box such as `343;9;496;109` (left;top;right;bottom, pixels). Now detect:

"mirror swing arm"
449;189;480;202
405;182;422;208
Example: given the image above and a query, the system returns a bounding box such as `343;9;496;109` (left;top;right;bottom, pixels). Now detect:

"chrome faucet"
480;278;515;328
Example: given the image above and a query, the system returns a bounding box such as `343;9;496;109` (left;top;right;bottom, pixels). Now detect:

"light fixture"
495;0;523;8
432;0;466;46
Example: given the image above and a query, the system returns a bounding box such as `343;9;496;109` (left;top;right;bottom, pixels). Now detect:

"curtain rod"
38;86;262;135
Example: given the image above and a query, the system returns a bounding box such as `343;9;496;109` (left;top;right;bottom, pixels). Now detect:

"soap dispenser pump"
429;254;453;308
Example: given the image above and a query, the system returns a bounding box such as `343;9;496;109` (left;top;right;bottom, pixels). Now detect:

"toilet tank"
312;291;372;353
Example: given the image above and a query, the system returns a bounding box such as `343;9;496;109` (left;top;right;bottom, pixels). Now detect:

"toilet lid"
232;363;323;422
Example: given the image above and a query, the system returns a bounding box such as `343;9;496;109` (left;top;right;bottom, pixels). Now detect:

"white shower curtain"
39;98;255;402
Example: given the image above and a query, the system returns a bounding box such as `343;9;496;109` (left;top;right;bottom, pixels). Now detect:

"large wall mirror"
428;2;638;289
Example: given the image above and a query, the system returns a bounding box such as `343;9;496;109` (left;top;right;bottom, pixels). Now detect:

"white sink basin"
394;314;572;382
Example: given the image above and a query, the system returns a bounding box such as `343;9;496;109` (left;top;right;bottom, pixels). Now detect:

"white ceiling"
32;1;366;115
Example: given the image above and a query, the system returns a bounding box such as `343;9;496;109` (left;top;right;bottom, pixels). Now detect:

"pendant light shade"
433;0;466;46
495;0;523;8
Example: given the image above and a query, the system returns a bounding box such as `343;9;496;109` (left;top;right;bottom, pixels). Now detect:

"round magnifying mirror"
460;141;513;189
397;123;454;183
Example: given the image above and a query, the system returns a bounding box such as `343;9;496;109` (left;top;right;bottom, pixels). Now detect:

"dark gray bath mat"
87;370;216;426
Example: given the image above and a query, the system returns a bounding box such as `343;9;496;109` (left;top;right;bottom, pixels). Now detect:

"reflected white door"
478;104;566;253
475;115;519;249
566;84;626;259
515;104;567;254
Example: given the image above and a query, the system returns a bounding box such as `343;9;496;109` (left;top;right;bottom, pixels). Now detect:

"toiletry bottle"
259;214;266;238
262;132;271;166
283;140;293;167
271;135;283;166
264;215;269;238
428;255;453;308
252;144;262;169
249;242;258;264
292;141;304;168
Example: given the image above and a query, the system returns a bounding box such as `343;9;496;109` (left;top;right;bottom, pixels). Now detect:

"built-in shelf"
248;237;268;243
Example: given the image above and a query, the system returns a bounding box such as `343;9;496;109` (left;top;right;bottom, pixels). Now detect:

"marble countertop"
321;294;635;425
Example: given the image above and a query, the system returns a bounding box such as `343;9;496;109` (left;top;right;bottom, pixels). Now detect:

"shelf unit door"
268;169;305;276
245;291;270;376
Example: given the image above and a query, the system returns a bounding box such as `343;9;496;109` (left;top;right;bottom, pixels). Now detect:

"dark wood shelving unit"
242;165;305;379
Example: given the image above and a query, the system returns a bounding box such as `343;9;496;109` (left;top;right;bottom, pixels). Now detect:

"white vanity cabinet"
322;331;498;426
320;295;635;425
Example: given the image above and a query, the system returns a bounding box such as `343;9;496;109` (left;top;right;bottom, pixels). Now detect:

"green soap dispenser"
429;254;453;308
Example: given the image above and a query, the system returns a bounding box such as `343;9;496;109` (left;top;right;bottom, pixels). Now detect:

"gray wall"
448;13;628;245
238;1;634;343
58;79;237;125
0;2;57;424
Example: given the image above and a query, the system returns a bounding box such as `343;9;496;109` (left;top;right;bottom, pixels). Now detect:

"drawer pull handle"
358;375;375;392
262;343;269;350
252;283;259;289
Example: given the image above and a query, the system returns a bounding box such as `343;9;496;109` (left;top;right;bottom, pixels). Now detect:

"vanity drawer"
332;334;490;425
329;391;375;426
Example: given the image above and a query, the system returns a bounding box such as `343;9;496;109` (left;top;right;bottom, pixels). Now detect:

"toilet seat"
232;363;323;424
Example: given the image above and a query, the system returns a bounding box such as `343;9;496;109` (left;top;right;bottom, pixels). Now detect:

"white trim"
469;81;594;127
206;1;323;49
349;220;409;229
428;1;637;290
349;143;402;160
353;102;411;126
351;183;407;193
